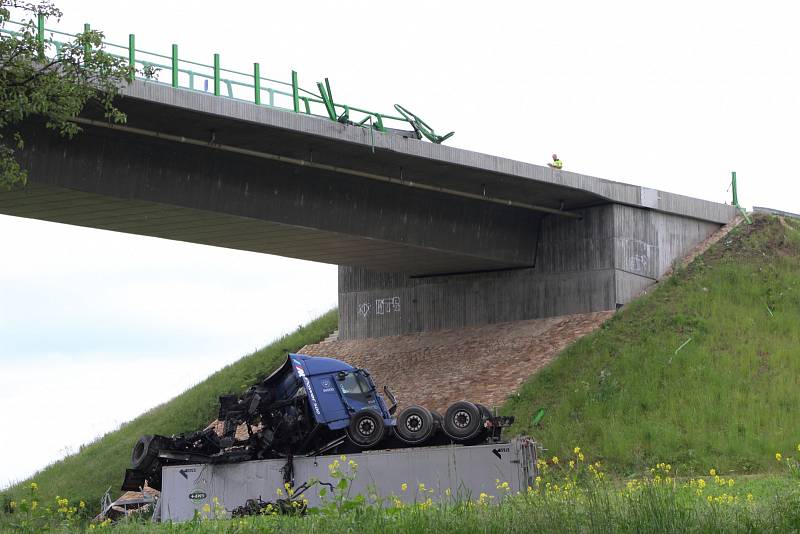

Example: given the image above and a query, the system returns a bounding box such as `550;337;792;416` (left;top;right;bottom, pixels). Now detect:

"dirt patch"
299;312;614;413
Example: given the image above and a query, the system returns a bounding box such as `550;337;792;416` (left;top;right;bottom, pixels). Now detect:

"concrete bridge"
1;80;737;339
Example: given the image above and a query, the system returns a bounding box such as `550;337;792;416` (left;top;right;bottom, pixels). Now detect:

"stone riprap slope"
300;312;614;413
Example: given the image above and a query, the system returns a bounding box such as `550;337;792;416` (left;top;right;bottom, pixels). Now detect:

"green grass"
6;470;800;533
504;215;800;476
1;311;338;510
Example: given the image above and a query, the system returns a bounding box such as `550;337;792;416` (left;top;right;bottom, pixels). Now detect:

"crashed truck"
123;353;514;492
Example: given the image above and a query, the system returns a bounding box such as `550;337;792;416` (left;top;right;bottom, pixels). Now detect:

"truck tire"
395;405;436;445
346;409;386;448
443;401;482;442
131;435;158;472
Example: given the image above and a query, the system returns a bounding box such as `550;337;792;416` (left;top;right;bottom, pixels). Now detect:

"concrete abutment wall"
339;204;720;339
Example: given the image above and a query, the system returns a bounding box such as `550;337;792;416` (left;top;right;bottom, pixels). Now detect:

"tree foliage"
0;1;131;190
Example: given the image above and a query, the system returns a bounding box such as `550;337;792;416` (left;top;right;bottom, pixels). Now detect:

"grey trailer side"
158;437;537;522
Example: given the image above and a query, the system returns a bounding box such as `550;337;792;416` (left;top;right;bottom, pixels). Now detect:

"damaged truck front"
123;353;512;491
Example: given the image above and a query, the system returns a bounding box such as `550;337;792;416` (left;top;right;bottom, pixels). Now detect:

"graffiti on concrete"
375;297;401;315
627;254;649;274
359;297;400;318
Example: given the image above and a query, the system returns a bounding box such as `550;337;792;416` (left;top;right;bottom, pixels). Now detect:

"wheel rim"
453;410;471;429
405;414;423;432
358;418;376;436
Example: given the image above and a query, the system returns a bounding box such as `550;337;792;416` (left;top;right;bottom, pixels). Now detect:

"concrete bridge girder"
10;121;543;275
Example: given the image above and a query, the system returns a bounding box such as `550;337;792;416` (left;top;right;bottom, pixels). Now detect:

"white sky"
1;0;798;488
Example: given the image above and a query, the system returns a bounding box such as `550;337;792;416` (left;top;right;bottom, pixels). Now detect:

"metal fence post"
171;44;179;87
254;62;261;105
128;34;135;81
36;13;45;58
214;53;220;96
83;23;91;60
292;70;299;113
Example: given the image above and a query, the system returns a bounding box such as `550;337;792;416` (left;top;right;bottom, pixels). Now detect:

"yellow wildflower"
551;456;559;464
573;446;581;455
445;488;451;497
401;483;408;492
340;454;347;462
727;479;734;487
776;452;782;462
747;493;754;502
30;482;38;492
709;468;716;476
578;452;585;461
202;503;211;513
79;500;85;509
569;460;575;469
535;476;542;486
31;501;38;511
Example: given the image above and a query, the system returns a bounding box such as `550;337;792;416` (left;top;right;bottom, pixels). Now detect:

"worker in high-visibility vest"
548;154;563;170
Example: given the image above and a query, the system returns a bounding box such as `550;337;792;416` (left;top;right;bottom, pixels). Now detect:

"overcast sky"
1;0;798;488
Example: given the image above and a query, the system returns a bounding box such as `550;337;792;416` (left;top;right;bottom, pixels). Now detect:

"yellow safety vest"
553;159;563;169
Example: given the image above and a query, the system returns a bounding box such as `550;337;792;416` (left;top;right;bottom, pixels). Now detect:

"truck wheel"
443;401;482;442
131;435;158;471
395;405;436;445
346;409;386;448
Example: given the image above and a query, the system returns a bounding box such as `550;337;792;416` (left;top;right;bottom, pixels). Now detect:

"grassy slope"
505;215;800;475
3;311;338;508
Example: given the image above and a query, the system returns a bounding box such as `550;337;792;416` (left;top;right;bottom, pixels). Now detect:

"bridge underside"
4;118;570;275
0;182;520;274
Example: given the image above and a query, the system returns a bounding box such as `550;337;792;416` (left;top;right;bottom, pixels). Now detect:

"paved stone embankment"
300;312;614;413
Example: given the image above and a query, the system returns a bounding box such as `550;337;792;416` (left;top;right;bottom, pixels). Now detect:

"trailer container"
156;436;537;522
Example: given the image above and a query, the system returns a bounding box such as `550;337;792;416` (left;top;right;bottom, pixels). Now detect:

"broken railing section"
4;16;453;144
729;171;752;224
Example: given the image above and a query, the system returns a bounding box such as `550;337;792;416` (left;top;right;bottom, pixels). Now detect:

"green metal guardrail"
2;17;455;144
730;171;752;224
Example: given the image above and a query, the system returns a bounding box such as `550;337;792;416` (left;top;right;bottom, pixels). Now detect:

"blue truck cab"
286;353;396;432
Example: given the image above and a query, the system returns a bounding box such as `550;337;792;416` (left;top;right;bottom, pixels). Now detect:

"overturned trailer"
155;436;538;522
